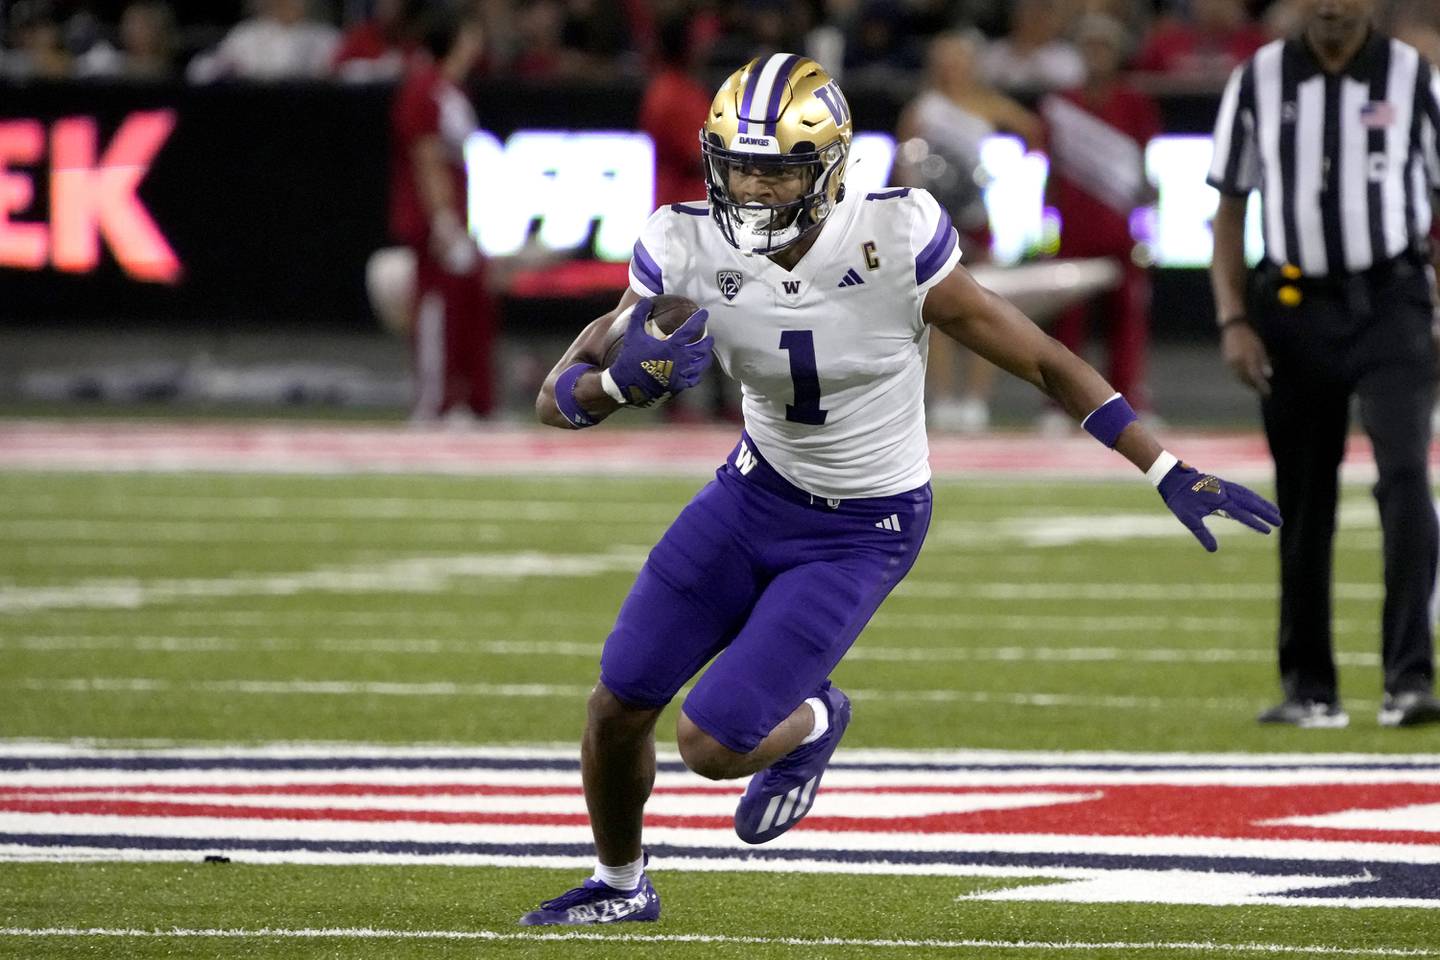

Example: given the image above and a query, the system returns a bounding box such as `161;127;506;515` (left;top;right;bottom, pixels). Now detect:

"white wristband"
1146;450;1179;487
599;368;626;404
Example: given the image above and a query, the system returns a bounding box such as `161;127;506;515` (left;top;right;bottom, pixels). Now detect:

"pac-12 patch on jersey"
627;187;962;500
717;270;744;301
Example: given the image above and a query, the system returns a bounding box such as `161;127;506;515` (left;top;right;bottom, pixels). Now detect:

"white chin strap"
733;203;802;254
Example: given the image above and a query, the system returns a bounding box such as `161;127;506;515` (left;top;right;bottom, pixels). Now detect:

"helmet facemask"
701;136;847;256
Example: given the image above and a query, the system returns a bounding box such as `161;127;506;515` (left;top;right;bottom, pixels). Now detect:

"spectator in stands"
844;0;922;83
560;0;631;75
331;0;419;83
187;0;340;82
896;29;1043;432
1132;0;1268;80
1040;13;1162;430
980;0;1084;92
510;0;566;77
704;0;808;70
802;0;855;79
1392;1;1440;64
1262;0;1305;38
74;1;178;80
2;0;72;80
390;4;496;424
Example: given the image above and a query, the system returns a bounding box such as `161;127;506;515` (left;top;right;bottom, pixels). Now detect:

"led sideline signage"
0;117;1258;287
0;109;180;283
462;130;1262;268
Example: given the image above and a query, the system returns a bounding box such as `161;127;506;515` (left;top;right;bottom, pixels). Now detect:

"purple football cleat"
518;875;660;926
734;682;851;844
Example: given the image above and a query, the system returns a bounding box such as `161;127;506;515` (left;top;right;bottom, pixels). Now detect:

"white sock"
592;855;644;891
798;696;829;745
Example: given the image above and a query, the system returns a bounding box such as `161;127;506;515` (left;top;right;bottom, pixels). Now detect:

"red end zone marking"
6;783;1440;846
0;784;737;798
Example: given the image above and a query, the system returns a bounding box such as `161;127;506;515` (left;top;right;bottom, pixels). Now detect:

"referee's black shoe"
1377;692;1440;728
1256;699;1349;728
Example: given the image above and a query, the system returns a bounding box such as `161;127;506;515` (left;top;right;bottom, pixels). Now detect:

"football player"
522;54;1280;925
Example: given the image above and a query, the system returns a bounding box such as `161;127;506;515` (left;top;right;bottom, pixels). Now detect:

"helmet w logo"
814;81;850;126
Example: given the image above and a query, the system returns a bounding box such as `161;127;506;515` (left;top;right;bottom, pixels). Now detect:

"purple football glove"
1158;461;1281;552
607;298;714;406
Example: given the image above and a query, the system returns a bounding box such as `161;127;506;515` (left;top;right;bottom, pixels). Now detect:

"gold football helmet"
700;54;853;254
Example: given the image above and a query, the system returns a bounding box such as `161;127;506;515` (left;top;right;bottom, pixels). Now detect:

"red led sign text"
0;110;180;284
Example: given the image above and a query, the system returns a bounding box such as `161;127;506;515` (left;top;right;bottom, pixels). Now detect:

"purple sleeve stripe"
866;188;911;201
763;55;801;135
630;240;663;293
914;206;957;285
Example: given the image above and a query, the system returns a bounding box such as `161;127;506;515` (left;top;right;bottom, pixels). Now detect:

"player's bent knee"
585;683;662;739
676;711;745;780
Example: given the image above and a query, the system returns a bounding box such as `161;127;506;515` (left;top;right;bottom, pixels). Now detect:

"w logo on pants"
734;442;757;475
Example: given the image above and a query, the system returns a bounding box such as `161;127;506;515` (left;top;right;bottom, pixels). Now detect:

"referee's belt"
1258;254;1426;311
1259;253;1425;292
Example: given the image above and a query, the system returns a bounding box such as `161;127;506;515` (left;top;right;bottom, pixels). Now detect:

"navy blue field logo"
717;270;743;302
3;746;1439;908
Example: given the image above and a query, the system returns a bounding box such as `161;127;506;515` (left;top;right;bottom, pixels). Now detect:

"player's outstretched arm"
922;263;1280;551
535;288;643;430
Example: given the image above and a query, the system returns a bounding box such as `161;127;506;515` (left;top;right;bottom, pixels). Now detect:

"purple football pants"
599;433;932;753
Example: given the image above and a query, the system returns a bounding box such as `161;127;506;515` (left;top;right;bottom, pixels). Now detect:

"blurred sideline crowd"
2;0;1437;89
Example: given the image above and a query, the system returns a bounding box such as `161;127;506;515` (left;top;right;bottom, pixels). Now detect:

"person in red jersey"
1041;14;1162;425
389;5;495;424
332;0;418;83
638;16;711;208
1133;0;1269;80
638;15;737;423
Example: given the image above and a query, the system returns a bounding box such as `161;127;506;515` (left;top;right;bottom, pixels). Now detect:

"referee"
1208;0;1440;728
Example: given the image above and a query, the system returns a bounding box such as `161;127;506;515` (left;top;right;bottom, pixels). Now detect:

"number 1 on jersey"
780;330;828;425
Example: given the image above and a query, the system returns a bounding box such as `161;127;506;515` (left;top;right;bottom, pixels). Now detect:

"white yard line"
0;550;648;614
4;495;682;521
896;582;1385;601
0;633;1381;668
4;610;1378;640
7;677;1355;711
4;741;1437;766
0;927;1432;956
0;561;1381;613
0;519;507;544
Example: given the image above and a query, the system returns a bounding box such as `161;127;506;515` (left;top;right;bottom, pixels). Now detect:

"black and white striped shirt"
1208;31;1440;276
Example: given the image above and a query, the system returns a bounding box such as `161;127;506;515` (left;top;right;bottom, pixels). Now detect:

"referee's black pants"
1252;258;1438;704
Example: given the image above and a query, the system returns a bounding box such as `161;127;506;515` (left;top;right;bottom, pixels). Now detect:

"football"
599;294;705;369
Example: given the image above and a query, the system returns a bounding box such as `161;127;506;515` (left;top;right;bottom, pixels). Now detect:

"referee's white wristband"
1146;450;1179;488
599;368;627;404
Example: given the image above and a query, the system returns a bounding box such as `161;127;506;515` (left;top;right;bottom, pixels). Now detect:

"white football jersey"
628;186;962;499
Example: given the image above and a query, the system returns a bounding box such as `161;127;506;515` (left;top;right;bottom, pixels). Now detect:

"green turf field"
1;466;1437;958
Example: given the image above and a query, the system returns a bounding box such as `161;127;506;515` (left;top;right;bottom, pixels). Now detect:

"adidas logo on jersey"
874;513;901;532
837;268;865;289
